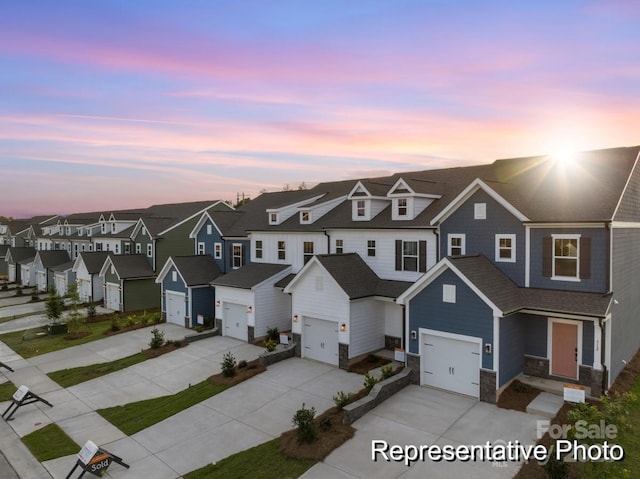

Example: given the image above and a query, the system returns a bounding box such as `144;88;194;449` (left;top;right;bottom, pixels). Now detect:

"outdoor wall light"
293;314;299;322
411;330;417;340
247;306;253;313
215;300;221;307
340;323;347;332
485;343;492;354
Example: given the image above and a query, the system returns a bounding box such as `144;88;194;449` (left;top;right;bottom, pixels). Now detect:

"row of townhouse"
3;145;640;404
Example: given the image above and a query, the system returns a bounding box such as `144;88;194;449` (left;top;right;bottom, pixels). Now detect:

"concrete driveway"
0;300;48;320
302;386;546;479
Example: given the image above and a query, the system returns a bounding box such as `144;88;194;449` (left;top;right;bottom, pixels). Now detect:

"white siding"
326;229;438;282
290;262;349;344
215;287;253;325
251;232;327;273
384;302;403;339
254;285;291;338
349;299;385;358
306;196;346;223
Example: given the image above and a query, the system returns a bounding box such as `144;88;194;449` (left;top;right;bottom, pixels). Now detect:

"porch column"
593;320;602;370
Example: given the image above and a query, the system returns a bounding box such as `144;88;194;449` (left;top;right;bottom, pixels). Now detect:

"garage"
105;283;120;311
78;279;91;302
303;317;339;366
166;291;186;326
8;264;16;282
421;331;481;398
223;302;248;341
37;271;47;293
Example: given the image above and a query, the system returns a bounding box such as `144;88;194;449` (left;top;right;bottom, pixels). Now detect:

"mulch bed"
64;331;92;340
103;321;162;336
497;380;542;412
348;354;391;375
515;348;640;479
141;339;188;359
209;359;267;387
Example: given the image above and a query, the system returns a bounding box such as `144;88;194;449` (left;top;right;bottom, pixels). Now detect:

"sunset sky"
2;1;639;217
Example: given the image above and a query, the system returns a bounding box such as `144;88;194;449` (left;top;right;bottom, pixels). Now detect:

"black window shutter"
419;240;427;272
395;240;402;271
580;237;591;279
542;237;552;277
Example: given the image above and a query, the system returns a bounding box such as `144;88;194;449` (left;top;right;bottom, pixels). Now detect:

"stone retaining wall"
258;342;297;367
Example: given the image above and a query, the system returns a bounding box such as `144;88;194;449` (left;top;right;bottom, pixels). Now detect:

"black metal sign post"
0;361;14;372
2;385;53;421
65;441;130;478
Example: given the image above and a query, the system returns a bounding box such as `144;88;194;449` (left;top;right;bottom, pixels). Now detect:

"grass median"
21;423;80;462
47;353;148;388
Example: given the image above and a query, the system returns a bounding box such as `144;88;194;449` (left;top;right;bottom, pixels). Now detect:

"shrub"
266;326;279;342
238;359;248;369
45;286;64;324
364;373;377;391
86;304;97;322
110;316;121;332
543;454;570;479
292;403;317;444
148;327;165;349
264;339;277;353
221;352;236;377
126;315;135;327
333;391;352;409
380;365;395;380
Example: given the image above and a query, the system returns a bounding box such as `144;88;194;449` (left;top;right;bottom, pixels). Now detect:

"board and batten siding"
290;262;349;341
326;229;437;282
349;299;385;358
251;232;327;273
439;189;526;286
408;268;494;370
254;284;291;338
123;279;160;311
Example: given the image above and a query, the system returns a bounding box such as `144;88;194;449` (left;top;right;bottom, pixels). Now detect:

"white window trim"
367;240;376;257
206;224;212;235
443;284;456;303
474;203;487;220
269;213;279;225
147;243;153;258
551;234;581;282
135;243;141;254
335;239;343;254
197;242;205;255
214;242;222;259
402;240;418;271
300;210;312;224
277;241;286;260
232;243;242;269
303;241;314;263
495;234;516;263
172;271;177;282
397;198;408;217
447;234;466;256
255;240;263;259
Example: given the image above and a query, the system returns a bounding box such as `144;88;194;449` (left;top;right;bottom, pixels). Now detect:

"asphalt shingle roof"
211;263;290;289
7;247;36;264
110;254;155;279
36;250;71;268
77;252;112;274
171;255;222;286
51;260;75;272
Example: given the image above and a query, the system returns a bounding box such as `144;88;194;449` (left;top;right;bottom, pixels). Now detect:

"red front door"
551;322;578;378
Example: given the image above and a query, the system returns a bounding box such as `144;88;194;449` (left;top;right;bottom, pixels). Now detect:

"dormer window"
142;226;147;236
101;223;106;234
356;200;366;217
111;223;116;233
300;211;311;223
398;198;408;217
269;213;278;225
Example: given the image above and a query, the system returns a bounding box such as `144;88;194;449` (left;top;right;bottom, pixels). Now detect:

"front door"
551;321;578;379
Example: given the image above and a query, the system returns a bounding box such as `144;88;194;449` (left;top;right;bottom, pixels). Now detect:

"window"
66;227;71;235
172;271;177;282
553;235;579;279
398;198;408;216
367;240;376;257
495;234;516;262
114;244;119;254
269;213;278;224
95;243;101;251
135;243;141;254
255;240;263;259
233;244;242;269
197;242;205;255
443;284;456;303
356;200;366;217
214;242;222;259
335;239;343;254
88;244;93;252
402;241;418;271
448;234;466;256
278;241;286;260
147;244;153;257
142;226;147;236
111;223;116;233
303;241;314;264
206;224;212;235
124;243;130;254
474;203;487;220
106;243;110;251
300;211;311;223
101;223;106;234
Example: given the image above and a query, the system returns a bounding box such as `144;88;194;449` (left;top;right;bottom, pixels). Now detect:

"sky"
1;0;639;218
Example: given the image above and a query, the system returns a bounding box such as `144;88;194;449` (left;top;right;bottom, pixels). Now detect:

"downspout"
324;230;331;254
599;316;608;392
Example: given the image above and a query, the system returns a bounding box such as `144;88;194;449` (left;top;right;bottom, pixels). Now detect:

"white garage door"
166;291;186;326
21;266;31;286
54;275;67;296
78;279;91;302
421;332;481;398
37;271;47;292
224;302;248;341
8;265;16;282
303;317;339;366
105;283;120;311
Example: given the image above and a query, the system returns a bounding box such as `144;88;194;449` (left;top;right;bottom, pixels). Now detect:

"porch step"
526;392;564;418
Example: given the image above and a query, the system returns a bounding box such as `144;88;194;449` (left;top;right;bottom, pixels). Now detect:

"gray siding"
499;314;526;387
523;314;547;357
529;227;608;293
439;189;526;286
408;269;494;370
610;227;640;382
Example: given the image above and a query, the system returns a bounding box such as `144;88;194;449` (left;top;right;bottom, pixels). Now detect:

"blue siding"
523;314;547;357
582;321;594;367
408;269;494;370
529;227;608;293
224;239;250;272
191;286;215;326
162;265;187;312
439;189;526;286
499;315;526;387
195;219;225;270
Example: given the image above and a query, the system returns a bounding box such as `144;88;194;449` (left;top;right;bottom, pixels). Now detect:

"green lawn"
0;380;16;401
183;438;315;479
98;378;229;435
21;423;80;462
615;380;640;473
48;353;148;388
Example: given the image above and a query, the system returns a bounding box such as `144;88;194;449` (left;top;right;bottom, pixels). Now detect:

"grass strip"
98;379;229;435
21;423;80;462
48;353;148;388
183;438;315;479
0;380;16;401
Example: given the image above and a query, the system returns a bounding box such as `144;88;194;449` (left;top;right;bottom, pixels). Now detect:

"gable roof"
75;251;112;274
103;254;155;280
6;247;36;264
211;262;291;289
158;255;222;286
51;260;75;273
35;250;71;268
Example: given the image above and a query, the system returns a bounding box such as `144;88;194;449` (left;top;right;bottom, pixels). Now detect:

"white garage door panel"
422;333;480;398
303;317;339;366
224;302;248;341
105;283;120;311
166;291;186;326
37;272;47;292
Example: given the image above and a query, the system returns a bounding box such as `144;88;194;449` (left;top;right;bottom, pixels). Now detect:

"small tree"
149;327;165;349
45;286;64;324
292;403;317;444
221;352;237;377
65;282;83;333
